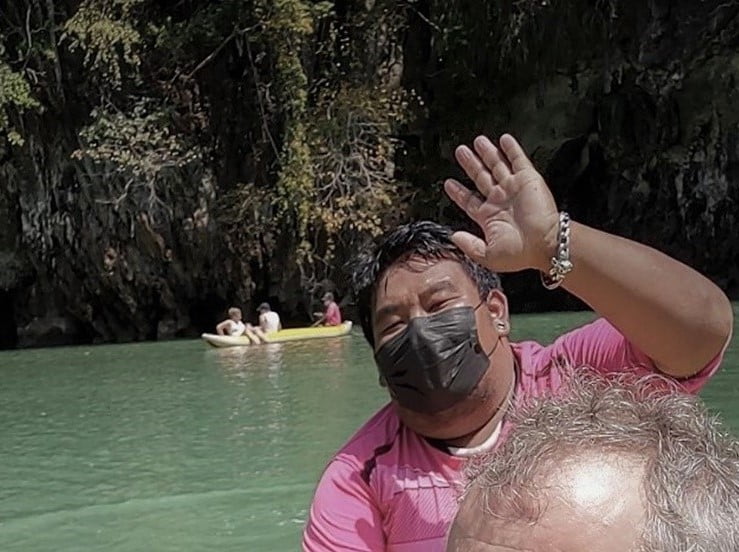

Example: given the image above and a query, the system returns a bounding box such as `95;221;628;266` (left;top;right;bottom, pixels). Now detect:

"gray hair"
464;370;739;552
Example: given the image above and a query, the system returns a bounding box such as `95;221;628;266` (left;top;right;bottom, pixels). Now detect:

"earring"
494;319;509;334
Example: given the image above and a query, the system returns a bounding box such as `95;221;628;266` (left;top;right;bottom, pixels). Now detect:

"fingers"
455;135;531;190
444;179;484;224
499;134;534;172
454;146;495;197
473;136;511;183
450;231;487;266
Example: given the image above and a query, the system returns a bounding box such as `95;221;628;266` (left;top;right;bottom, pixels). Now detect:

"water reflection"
206;343;284;387
208;337;351;380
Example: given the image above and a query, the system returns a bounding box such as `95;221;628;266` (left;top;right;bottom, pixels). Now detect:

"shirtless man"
215;307;246;336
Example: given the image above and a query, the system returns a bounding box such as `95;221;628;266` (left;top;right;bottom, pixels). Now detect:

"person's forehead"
450;453;645;551
451;516;596;551
375;256;473;295
452;506;641;551
449;489;548;552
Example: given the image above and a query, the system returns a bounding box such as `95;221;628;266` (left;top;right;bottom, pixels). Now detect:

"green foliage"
269;0;315;246
0;62;40;145
74;100;200;175
72;98;204;222
0;0;734;327
62;0;144;87
308;84;411;241
3;0;415;295
223;0;412;290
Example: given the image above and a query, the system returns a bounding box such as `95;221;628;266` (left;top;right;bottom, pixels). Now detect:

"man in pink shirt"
302;134;734;551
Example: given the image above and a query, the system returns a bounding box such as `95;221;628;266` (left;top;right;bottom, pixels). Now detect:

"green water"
1;310;737;551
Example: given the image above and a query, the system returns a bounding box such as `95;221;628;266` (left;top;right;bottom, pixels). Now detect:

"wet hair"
351;221;501;347
462;370;739;551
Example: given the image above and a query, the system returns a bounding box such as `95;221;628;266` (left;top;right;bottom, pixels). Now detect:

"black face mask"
374;305;495;414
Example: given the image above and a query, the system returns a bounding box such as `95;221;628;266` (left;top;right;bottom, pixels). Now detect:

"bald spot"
447;451;646;551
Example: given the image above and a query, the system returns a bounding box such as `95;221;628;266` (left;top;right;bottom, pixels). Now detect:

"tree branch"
246;37;280;158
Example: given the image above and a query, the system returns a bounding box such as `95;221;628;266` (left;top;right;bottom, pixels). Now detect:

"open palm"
444;134;559;273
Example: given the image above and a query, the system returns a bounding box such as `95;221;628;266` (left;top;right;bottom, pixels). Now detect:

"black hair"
350;221;502;347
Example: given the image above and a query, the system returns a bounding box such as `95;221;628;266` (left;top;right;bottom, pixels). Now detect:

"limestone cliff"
0;0;736;348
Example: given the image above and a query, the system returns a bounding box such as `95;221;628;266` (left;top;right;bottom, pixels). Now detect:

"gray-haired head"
448;370;739;552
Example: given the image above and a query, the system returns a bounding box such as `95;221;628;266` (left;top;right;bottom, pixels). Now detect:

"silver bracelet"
540;211;573;290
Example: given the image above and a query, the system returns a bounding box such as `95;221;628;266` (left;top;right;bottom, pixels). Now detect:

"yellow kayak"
201;321;353;348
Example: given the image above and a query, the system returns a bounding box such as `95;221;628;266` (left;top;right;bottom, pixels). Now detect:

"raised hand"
444;134;559;273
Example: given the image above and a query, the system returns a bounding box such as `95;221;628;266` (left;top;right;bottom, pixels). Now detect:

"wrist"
539;212;574;289
533;213;562;272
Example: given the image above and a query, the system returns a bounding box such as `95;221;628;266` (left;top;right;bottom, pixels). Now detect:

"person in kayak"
313;292;343;326
245;302;283;342
302;134;733;552
215;307;246;336
447;371;739;552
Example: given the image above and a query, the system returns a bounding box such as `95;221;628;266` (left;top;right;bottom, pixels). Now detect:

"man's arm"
303;459;385;551
548;318;721;393
215;320;230;335
553;223;732;378
445;134;733;379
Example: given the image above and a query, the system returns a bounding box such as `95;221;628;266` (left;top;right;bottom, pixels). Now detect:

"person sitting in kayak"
245;302;282;343
313;292;342;326
215;307;246;336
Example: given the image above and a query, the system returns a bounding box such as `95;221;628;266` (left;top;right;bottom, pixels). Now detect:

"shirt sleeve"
547;318;725;394
302;458;386;552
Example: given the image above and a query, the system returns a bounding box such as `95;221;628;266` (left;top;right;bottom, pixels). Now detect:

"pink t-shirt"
302;319;724;552
326;302;342;326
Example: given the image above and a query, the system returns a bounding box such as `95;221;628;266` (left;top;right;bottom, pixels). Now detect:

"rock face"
407;0;739;311
0;127;252;348
1;0;737;348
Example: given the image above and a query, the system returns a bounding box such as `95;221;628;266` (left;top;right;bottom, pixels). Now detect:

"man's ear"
485;289;510;336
